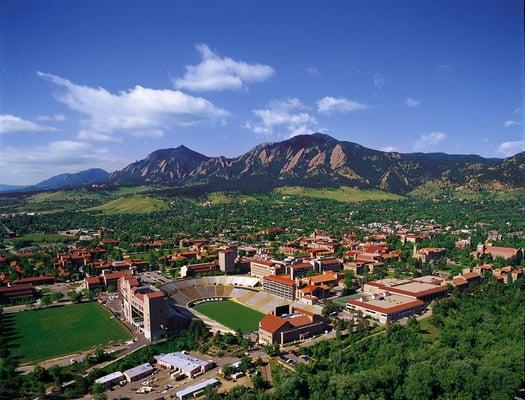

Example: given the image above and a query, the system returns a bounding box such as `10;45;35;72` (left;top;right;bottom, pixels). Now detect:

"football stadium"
161;276;297;333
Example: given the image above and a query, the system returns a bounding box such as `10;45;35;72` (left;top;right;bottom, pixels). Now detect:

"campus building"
262;275;296;300
118;275;182;340
218;247;237;273
180;262;219;278
472;244;523;262
0;285;35;304
364;277;447;303
123;362;154;382
347;293;426;324
155;352;213;378
250;258;285;279
258;307;327;345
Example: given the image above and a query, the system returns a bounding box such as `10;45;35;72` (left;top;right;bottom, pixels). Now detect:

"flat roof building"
347;293;425;324
175;378;219;400
250;258;285;279
155;352;213;378
123;362;154;382
263;275;296;300
364;277;447;303
94;371;124;388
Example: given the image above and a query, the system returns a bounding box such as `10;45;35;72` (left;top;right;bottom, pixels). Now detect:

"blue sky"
0;0;523;185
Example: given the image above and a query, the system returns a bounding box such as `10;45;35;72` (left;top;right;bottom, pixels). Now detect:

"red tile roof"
145;291;165;299
259;314;288;333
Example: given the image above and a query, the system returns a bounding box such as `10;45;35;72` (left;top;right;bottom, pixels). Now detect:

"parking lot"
100;351;240;400
139;271;172;286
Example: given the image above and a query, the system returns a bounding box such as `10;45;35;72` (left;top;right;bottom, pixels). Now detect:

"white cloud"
0;140;130;183
305;67;319;75
173;44;274;92
373;72;387;89
482;137;490;143
0;114;57;134
36;114;66;121
504;120;521;128
513;107;521;114
38;71;229;140
380;146;398;152
413;131;446;151
77;131;122;143
245;98;323;137
316;96;367;115
497;140;525;157
405;98;420;108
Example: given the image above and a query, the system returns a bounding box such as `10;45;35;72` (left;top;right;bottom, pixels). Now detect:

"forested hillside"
208;277;525;400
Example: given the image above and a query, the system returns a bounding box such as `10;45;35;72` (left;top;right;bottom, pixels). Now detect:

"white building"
155;352;213;378
94;371;124;388
123;362;154;382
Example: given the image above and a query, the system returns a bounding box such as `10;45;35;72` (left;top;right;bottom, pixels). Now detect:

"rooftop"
349;294;425;315
123;362;154;379
264;274;295;286
175;378;219;399
155;352;211;372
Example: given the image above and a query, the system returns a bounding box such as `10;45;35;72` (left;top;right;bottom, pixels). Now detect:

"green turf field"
193;300;264;333
10;302;132;363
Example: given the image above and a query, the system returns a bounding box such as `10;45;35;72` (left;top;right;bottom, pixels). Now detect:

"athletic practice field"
11;302;132;363
193;300;264;333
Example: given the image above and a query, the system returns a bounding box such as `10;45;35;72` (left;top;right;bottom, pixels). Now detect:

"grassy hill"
274;186;403;202
410;182;525;201
91;195;169;214
204;192;259;205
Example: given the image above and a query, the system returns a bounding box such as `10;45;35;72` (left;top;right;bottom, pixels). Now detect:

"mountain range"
110;133;524;193
3;134;524;194
0;168;110;193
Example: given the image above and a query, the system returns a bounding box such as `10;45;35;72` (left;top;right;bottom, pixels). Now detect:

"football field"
10;302;132;363
193;300;264;333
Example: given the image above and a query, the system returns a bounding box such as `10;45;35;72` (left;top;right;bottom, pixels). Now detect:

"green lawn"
91;195;169;214
10;302;132;363
193;300;264;333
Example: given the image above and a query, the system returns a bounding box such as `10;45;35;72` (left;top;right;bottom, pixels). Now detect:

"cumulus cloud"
38;71;229;140
0;114;57;134
0;140;129;183
316;96;367;115
36;114;66;121
504;120;521;128
405;98;420;108
380;146;398;152
245;98;323;137
173;44;274;92
497;140;525;157
413;131;446;151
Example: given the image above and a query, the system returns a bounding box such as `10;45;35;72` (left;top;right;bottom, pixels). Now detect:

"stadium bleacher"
160;275;288;313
